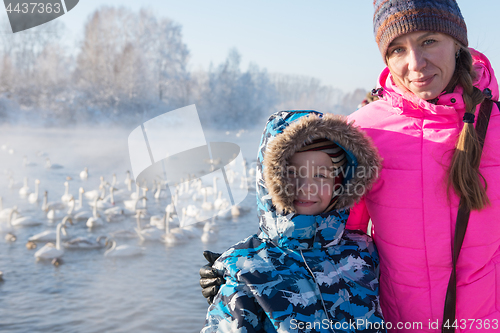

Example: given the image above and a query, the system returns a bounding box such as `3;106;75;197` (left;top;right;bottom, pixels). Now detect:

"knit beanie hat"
373;0;468;62
297;139;347;213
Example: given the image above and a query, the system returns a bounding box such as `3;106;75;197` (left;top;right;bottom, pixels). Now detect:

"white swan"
133;194;151;219
186;204;200;218
42;191;66;212
213;191;229;211
201;190;214;211
11;206;44;227
72;188;93;221
123;196;148;217
104;239;145;257
104;206;125;221
1;209;16;233
23;156;37;167
84;177;105;201
106;185;128;203
154;182;168;200
99;186;118;208
130;183;141;200
109;229;138;239
199;176;219;200
86;197;104;228
34;221;67;260
63;235;107;249
201;217;219;243
47;198;74;220
135;211;163;241
45;158;63;169
124;171;133;191
28;179;40;204
162;210;188;244
0;197;16;221
61;181;74;203
29;216;72;242
18;177;31;197
179;208;202;238
80;167;88;180
149;213;165;229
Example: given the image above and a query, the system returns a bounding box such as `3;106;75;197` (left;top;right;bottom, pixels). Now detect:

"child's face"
288;151;336;215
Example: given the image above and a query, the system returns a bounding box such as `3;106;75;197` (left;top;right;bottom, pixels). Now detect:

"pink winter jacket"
346;49;500;332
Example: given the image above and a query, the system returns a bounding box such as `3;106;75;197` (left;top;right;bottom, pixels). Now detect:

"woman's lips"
294;200;315;207
411;75;435;88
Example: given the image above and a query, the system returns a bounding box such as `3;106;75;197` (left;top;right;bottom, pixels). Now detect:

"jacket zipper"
299;249;335;333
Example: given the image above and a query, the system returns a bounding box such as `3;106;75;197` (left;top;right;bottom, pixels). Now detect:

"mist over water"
0;125;261;332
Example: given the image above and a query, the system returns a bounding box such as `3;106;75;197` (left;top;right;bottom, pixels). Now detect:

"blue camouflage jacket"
202;111;386;333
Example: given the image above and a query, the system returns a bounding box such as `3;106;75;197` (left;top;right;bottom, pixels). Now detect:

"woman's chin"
409;85;442;101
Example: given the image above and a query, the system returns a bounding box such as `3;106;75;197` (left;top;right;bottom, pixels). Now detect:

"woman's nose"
407;48;426;72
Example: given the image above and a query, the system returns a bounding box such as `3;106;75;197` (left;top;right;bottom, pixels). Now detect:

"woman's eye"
314;173;327;179
423;39;436;46
389;47;404;55
287;170;297;176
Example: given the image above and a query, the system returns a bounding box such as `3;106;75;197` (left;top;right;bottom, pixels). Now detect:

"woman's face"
386;31;460;101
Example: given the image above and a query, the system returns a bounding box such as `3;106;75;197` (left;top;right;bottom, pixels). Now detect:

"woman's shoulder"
347;99;392;128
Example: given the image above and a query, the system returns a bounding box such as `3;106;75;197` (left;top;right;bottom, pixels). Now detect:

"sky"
4;0;500;93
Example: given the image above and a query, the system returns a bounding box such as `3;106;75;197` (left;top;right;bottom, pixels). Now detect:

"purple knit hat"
373;0;468;62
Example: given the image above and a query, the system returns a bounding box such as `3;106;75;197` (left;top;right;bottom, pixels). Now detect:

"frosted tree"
270;74;344;114
74;7;190;121
339;88;369;114
198;48;276;128
0;17;65;105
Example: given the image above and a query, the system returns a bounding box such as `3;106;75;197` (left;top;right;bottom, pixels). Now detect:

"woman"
201;0;500;331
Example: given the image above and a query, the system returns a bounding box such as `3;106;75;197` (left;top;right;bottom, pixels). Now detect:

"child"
201;111;385;333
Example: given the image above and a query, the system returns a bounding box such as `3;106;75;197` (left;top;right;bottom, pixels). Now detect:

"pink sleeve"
346;197;370;233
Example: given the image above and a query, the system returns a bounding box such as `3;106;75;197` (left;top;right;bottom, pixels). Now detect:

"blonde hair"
447;47;489;210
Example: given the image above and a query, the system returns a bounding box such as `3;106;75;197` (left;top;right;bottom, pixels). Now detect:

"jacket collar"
258;209;349;250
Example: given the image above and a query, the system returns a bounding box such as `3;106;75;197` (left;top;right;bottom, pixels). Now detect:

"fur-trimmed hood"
255;111;381;249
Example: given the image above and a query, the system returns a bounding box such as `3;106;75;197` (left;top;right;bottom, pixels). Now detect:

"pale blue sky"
19;1;500;92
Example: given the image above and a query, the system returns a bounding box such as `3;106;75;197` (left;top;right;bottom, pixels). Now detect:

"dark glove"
199;250;224;305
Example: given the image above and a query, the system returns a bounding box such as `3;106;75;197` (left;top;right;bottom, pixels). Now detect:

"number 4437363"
5;2;61;14
443;319;498;330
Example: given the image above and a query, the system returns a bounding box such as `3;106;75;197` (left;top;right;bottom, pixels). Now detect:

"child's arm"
346;197;370;233
202;277;267;333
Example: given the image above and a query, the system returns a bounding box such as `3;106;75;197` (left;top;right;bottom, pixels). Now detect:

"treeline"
0;6;367;128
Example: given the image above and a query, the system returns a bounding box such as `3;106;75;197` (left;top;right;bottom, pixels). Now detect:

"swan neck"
42;193;48;211
136;214;142;231
105;240;116;255
78;191;83;209
56;223;62;250
8;209;16;227
165;211;170;234
67;201;75;215
92;200;98;218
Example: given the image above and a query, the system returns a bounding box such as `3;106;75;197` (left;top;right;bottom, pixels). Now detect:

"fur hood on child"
202;111;386;333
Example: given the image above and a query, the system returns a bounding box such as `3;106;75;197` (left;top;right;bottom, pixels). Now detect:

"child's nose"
296;177;314;195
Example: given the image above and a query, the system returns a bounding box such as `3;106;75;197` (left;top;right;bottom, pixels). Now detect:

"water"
0;125;261;333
